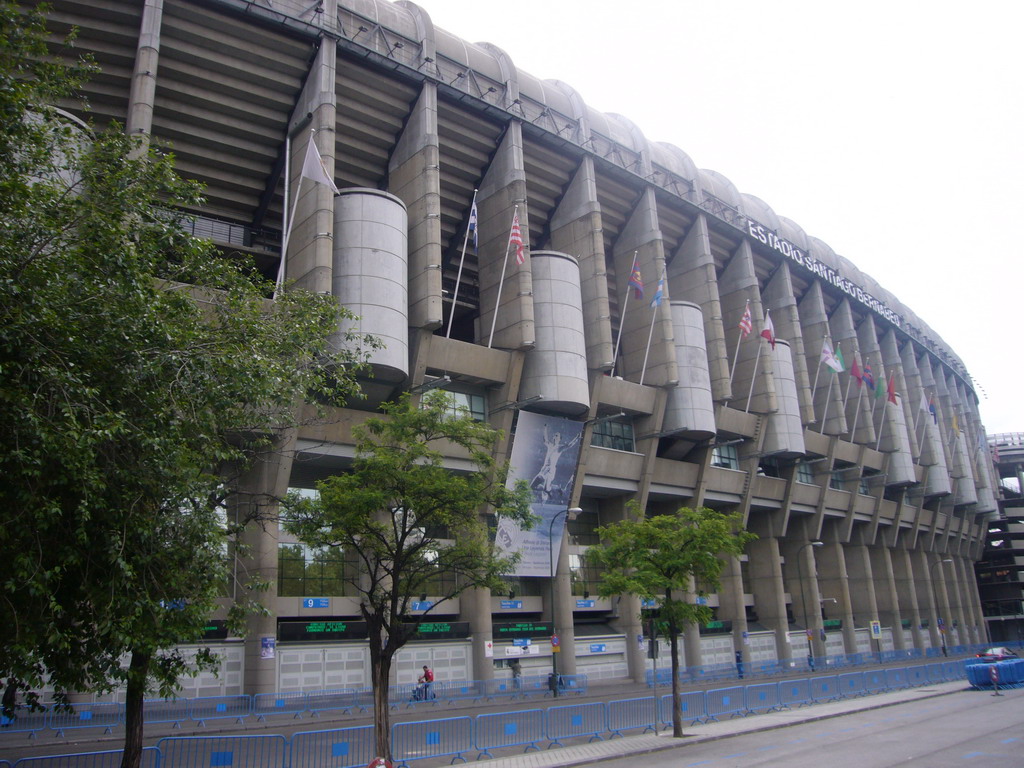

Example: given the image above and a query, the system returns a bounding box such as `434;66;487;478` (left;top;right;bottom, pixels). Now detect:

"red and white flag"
738;301;753;338
760;310;776;350
510;212;526;265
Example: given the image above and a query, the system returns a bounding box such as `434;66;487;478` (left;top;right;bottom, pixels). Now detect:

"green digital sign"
278;619;368;642
414;622;470;639
493;621;553;639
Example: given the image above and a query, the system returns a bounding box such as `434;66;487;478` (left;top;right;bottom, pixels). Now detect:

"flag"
300;135;339;194
627;254;644;299
875;369;886;399
738;301;753;338
510;212;526;265
468;201;478;250
835;346;846;374
928;396;937;424
760;310;775;350
862;361;875;391
886;373;897;404
650;274;664;308
952;411;960;435
821;339;843;373
850;357;863;387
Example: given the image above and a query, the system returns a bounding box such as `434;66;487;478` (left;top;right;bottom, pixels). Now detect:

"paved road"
591;686;1023;768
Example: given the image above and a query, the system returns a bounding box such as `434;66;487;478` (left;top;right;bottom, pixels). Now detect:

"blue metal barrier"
926;662;946;684
515;675;551;698
810;675;839;702
189;696;251;726
143;697;189;727
307;689;358;717
940;660;961;682
391;715;472;767
48;703;123;737
555;674;587;696
745;682;781;714
11;747;160;768
474;708;544;758
289;725;375;768
837;671;866;698
606;697;656;737
751;661;783;678
0;704;48;737
545;702;605;747
439;680;486;704
158;735;287;768
253;691;307;722
863;670;887;694
663;690;706;726
884;667;908;689
705;686;746;721
778;678;812;708
482;679;518;701
395;683;438;709
906;665;929;686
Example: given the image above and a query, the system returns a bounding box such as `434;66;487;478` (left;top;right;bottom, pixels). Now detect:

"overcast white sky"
417;0;1022;435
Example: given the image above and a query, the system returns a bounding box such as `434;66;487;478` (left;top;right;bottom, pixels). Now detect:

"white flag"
300;136;339;194
821;339;843;373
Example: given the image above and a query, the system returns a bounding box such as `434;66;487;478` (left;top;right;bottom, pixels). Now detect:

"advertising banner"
496;411;584;576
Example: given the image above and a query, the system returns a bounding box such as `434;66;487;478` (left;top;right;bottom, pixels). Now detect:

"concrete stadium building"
34;0;1001;697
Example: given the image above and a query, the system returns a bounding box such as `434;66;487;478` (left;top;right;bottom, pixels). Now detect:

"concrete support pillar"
912;549;942;650
871;545;905;649
847;542;880;650
461;586;493;681
718;556;748;666
893;545;925;651
816;539;855;654
748;537;790;661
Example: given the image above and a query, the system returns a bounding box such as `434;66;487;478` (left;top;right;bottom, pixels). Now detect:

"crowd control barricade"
941;659;964;681
544;702;606;747
926;662;947;683
0;704;48;737
290;725;375;768
906;665;929;686
863;670;888;694
658;691;706;727
516;675;551;698
307;689;358;717
440;680;486;704
837;671;866;698
556;674;586;696
606;697;657;737
143;697;190;728
48;702;123;737
157;735;287;768
394;683;438;709
689;663;734;684
391;715;472;767
751;660;783;678
252;691;308;721
349;688;374;713
10;747;160;768
885;667;908;690
778;678;812;708
704;686;746;721
188;696;251;726
810;675;840;703
474;709;544;758
482;679;517;701
745;682;781;714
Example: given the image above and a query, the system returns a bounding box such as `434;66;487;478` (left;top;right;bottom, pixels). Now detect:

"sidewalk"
468;680;970;768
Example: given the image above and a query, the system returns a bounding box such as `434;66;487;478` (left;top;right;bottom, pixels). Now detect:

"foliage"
0;0;368;733
284;391;533;759
588;503;756;736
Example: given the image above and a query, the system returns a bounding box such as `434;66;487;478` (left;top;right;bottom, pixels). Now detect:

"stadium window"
795;462;815;484
859;478;870;495
590;416;636;452
711;443;740;470
277;542;348;596
445;390;486;421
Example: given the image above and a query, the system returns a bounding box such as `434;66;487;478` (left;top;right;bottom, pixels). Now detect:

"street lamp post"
549;506;582;697
930;557;954;657
797;541;824;669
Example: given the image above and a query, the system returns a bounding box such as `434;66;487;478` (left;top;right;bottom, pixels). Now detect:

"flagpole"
487;204;519;349
610;250;638;378
849;386;864;439
875;394;890;451
810;337;825;403
819;370;835;434
728;325;744;391
745;340;764;413
446;189;478;339
638;296;658;387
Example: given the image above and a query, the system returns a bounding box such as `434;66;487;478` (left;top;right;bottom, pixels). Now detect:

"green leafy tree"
0;4;370;766
284;392;533;762
588;504;756;737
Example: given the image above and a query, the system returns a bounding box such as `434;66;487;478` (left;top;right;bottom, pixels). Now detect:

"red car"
975;647;1020;662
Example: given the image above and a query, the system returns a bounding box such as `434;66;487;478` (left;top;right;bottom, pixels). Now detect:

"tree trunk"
120;649;150;768
372;654;393;762
669;631;683;737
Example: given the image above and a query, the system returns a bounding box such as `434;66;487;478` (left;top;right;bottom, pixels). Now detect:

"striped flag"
468;201;478;250
510;212;526;265
738;301;753;338
650;274;664;307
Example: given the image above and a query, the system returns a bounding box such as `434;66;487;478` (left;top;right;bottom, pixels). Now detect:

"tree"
284;391;533;762
0;5;370;766
587;504;756;737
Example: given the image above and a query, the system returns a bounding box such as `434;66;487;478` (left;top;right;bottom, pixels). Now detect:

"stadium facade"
34;0;1001;696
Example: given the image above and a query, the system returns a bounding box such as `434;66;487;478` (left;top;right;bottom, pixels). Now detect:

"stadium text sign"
746;220;902;328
